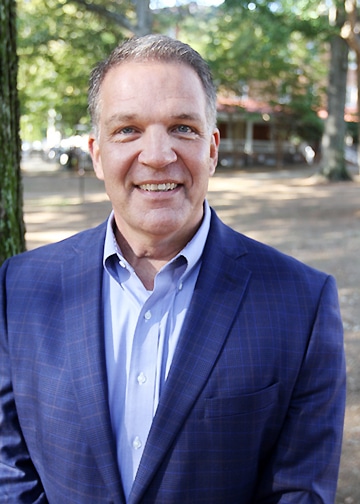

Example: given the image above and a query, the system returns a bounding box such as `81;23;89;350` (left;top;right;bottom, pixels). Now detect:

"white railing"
219;139;296;155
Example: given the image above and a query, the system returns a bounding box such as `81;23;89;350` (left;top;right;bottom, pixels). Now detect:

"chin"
145;221;180;236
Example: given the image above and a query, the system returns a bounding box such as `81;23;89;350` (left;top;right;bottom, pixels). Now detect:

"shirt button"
119;260;126;268
132;436;142;450
137;372;147;385
144;310;152;320
178;282;183;291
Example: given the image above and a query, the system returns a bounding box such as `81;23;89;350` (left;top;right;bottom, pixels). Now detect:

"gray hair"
88;34;217;136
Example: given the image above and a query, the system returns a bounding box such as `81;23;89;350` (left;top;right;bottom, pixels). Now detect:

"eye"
174;125;194;134
118;126;136;135
110;126;140;142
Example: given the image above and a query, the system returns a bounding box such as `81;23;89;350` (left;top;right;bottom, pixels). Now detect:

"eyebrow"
171;113;203;122
105;112;204;127
105;114;137;127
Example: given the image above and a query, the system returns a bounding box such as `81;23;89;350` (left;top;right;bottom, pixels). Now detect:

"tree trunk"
0;0;26;265
356;56;360;175
319;35;352;180
135;0;152;35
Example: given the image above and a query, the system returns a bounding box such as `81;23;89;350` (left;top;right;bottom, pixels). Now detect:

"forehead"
99;61;207;113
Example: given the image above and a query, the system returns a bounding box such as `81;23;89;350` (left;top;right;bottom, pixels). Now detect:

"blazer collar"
129;210;251;503
63;222;125;504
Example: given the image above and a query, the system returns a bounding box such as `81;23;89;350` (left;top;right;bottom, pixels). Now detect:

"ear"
209;128;220;176
88;133;104;181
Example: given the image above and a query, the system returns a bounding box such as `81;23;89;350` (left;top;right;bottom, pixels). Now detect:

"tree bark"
0;0;26;265
341;0;360;174
319;34;352;180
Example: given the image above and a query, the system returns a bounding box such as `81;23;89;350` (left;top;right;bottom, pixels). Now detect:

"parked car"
59;147;93;172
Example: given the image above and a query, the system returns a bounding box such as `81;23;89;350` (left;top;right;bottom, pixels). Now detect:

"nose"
138;127;177;168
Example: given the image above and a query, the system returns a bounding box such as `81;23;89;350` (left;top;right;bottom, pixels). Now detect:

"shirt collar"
103;200;211;284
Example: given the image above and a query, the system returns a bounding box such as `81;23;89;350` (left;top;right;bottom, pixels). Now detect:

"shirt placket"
123;272;176;483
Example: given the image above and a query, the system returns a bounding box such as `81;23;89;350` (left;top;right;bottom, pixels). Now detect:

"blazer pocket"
204;382;279;419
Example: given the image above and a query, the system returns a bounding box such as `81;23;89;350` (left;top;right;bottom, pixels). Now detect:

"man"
0;35;346;503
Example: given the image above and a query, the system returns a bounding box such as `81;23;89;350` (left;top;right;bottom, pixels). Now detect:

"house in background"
216;61;359;170
216;94;310;169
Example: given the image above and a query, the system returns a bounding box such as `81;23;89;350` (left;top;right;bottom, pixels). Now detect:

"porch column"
244;120;254;156
244;120;253;164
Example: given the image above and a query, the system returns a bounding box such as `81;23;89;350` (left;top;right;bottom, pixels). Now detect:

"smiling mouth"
138;183;179;192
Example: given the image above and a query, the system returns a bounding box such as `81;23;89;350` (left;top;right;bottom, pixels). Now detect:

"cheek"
95;149;122;181
100;159;132;198
103;143;137;173
189;149;216;181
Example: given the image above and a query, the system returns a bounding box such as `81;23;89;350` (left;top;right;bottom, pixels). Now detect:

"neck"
115;228;187;291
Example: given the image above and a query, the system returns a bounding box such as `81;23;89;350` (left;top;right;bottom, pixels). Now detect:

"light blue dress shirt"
102;201;211;500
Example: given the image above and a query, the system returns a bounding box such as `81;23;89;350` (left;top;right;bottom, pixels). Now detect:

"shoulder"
1;221;107;280
206;210;340;330
207;208;330;287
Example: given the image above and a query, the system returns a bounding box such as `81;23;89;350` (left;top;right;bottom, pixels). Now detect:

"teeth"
139;183;178;192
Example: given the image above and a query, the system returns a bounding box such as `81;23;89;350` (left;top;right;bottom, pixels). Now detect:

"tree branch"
66;0;137;35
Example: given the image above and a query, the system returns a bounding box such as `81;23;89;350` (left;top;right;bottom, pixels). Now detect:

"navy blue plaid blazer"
0;209;346;503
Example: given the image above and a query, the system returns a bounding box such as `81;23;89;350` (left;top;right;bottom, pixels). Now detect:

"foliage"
191;0;330;144
16;0;351;164
17;0;128;140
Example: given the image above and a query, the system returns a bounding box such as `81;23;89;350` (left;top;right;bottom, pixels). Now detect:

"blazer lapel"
129;212;251;503
63;226;125;504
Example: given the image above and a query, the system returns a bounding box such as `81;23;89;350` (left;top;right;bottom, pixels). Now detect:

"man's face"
89;61;219;249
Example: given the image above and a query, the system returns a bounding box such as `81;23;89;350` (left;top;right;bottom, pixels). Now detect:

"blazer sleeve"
255;274;346;503
0;259;47;503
